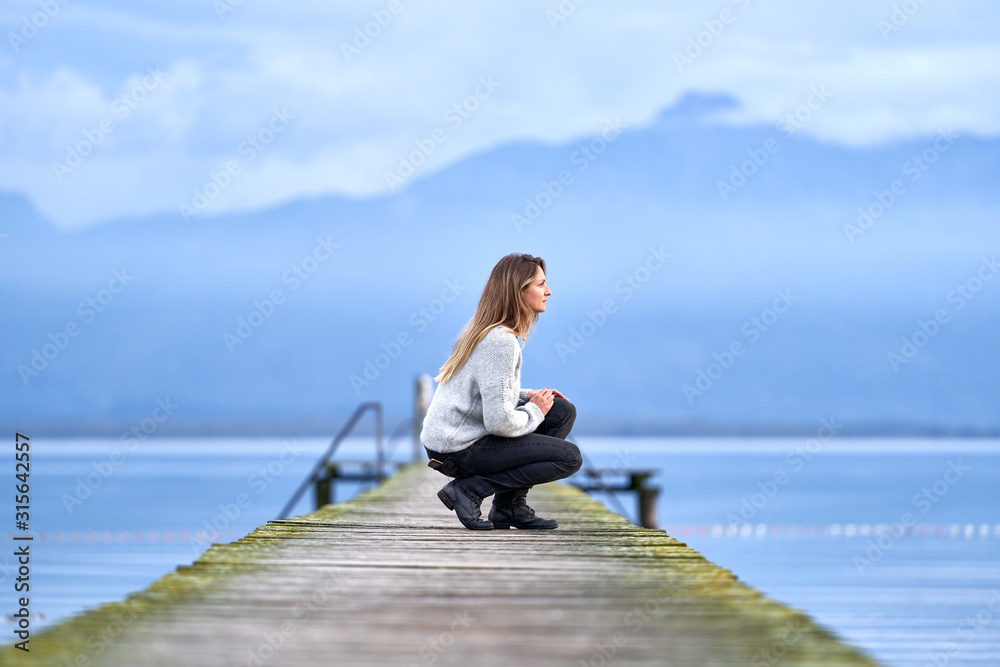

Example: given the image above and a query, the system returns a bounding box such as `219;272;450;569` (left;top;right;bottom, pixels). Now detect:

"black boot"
489;487;557;529
438;479;493;530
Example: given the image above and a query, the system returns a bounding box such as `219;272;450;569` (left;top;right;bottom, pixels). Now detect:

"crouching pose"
421;253;583;530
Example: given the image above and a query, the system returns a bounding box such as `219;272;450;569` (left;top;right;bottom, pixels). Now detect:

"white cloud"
0;0;997;228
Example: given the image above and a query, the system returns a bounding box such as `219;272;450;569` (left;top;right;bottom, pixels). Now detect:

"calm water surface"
4;436;999;666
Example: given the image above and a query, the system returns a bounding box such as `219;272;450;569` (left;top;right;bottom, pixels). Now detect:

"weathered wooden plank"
21;463;879;666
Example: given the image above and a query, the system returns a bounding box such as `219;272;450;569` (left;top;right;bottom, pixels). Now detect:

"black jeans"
425;397;583;502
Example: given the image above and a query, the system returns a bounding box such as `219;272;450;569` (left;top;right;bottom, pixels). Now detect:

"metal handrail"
276;401;383;520
569;439;635;524
383;417;414;461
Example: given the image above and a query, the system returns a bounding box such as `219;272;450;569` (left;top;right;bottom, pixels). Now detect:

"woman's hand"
526;388;567;401
528;387;555;416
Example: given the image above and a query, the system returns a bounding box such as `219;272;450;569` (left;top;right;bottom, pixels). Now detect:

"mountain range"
4;93;999;437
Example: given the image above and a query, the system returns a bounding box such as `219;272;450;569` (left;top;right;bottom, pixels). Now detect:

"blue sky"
1;0;998;229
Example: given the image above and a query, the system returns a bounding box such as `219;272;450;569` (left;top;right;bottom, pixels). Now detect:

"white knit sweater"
420;324;545;454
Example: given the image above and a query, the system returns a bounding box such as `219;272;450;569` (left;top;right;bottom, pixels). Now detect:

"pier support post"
413;373;433;462
629;472;659;529
315;471;333;507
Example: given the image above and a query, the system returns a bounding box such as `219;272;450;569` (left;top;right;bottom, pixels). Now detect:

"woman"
420;253;583;530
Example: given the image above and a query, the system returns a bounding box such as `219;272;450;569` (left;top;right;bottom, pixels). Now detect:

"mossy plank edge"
17;463;431;661
17;553;260;662
13;461;880;666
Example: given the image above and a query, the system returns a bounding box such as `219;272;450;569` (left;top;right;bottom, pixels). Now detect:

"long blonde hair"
434;253;546;385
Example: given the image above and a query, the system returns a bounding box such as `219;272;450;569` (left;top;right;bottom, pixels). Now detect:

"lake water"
4;436;999;666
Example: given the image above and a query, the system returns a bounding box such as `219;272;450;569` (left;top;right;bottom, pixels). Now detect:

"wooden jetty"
25;463;877;666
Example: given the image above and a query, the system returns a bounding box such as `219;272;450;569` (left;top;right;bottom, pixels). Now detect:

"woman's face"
522;266;551;314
